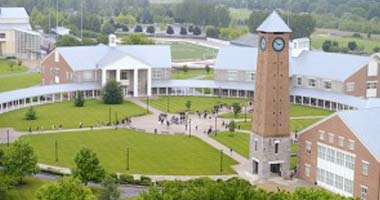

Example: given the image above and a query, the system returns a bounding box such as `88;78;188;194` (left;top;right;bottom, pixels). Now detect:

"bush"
25;107;37;120
134;25;143;32
188;25;194;33
206;26;220;38
228;121;236;132
102;81;123;104
347;41;357;51
140;176;152;186
193;26;202;35
146;25;155;34
119;174;134;184
180;27;187;35
352;33;362;38
374;47;380;53
74;92;85;107
166;26;174;35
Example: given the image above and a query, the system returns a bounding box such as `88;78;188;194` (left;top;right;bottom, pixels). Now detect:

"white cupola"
108;34;117;47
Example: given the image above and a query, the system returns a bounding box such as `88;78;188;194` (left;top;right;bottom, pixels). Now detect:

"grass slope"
171;42;218;62
0;60;28;75
147;96;245;113
171;69;214;80
20;129;237;175
3;177;49;200
0;73;41;92
235;118;321;132
0;100;146;131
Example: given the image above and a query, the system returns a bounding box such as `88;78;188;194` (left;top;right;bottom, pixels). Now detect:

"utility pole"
7;129;9;147
167;96;170;113
109;107;112;125
189;118;191;137
126;147;130;170
244;101;247;122
220;149;223;173
146;95;149;113
55;140;58;162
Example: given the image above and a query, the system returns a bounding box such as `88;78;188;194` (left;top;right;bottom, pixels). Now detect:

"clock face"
272;37;285;52
260;37;266;51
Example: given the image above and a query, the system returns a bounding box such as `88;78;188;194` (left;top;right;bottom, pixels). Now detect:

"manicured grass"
235;118;321;132
171;69;214;80
220;104;333;119
20;129;237;175
211;131;250;158
4;177;49;200
0;59;28;75
147;96;245;113
311;34;380;54
0;100;146;131
171;42;217;62
0;73;41;92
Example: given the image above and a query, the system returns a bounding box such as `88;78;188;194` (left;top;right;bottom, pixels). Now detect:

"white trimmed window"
326;148;335;162
338;136;345;148
297;77;303;86
246;72;255;81
274;140;280;154
324;80;332;89
336;151;345;166
306;141;312;154
348;140;355;151
362;161;369;176
361;185;368;200
152;70;161;79
319;130;325;141
317;145;326;160
344;179;353;194
304;164;311;177
227;71;238;81
366;81;377;89
308;78;316;87
328;133;334;144
345;154;355;170
326;171;334;186
121;71;128;80
335;175;344;190
346;82;355;92
317;168;326;182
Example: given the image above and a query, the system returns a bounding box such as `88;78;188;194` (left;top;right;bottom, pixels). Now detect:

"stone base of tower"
249;132;291;179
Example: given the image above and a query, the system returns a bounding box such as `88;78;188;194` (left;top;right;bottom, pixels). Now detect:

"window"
368;60;378;76
348;140;355;151
335;175;344;190
304;164;311;177
308;78;316;87
317;145;326;160
362;161;369;176
121;71;128;80
344;179;353;194
326;171;334;186
306;141;312;154
0;33;5;38
336;151;345;166
345;154;355;170
152;70;161;79
366;81;377;89
246;72;255;81
317;168;326;182
338;136;345;148
83;71;93;81
361;185;368;200
227;71;238;81
326;148;335;162
346;82;355;92
254;139;258;151
328;133;334;144
274;140;280;154
297;77;303;86
319;130;325;141
324;80;332;89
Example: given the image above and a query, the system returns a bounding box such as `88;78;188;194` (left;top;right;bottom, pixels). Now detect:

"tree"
97;35;109;44
166;26;174;35
121;33;154;45
74;92;85;107
182;65;189;73
206;27;220;38
247;10;269;33
73;147;105;185
228;121;236;132
348;41;358;51
185;101;191;111
115;14;136;25
0;173;15;196
205;65;211;74
56;35;81;47
146;25;155;34
102;81;123;105
101;21;115;35
37;177;96;200
193;26;202;35
180;27;187;35
134;25;143;32
99;175;120;200
231;102;241;117
374;47;380;53
188;25;194;33
25;106;37;120
4;140;38;183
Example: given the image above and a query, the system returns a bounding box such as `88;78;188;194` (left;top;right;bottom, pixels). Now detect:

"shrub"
134;25;143;32
347;41;357;51
17;60;22;66
206;26;220;38
180;27;187;35
374;47;380;53
188;25;194;33
193;26;202;35
146;25;155;34
25;107;37;120
140;176;152;186
119;174;134;184
74;92;85;107
102;81;123;104
182;65;189;73
166;26;174;35
352;33;362;38
228;121;236;132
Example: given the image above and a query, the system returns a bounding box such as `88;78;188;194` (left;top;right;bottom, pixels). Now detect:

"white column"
147;68;152;96
116;69;120;82
102;69;107;86
133;68;139;97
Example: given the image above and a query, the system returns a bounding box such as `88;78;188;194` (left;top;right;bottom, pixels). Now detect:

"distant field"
311;34;380;54
229;8;251;21
171;68;214;80
0;59;28;75
0;73;41;92
170;42;218;62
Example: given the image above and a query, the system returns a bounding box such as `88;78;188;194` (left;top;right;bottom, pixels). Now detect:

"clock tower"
250;11;292;179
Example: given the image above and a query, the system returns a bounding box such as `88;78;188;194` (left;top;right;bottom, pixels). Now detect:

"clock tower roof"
257;11;292;33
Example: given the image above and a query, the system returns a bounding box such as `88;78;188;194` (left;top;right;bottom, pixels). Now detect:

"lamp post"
189;118;192;138
220;149;223;173
213;108;218;136
115;111;118;129
55;140;58;162
167;96;170;113
146;95;150;113
7;129;9;147
108;107;112;125
126;147;130;170
244;100;248;123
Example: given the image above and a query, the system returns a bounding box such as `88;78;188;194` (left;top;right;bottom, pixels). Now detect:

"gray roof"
215;47;369;81
57;45;171;71
257;11;292;33
0;23;31;30
339;108;380;160
153;80;254;91
0;83;100;104
231;33;258;47
0;7;29;19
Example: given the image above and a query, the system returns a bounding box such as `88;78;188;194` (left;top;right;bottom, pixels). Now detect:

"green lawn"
236;118;321;132
147;96;245;113
20;129;237;175
171;69;214;80
0;59;28;75
171;42;218;62
311;34;380;54
220;104;333;119
3;177;49;200
0;100;146;131
229;8;251;21
0;73;41;92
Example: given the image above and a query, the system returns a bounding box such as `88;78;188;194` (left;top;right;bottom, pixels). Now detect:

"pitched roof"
0;7;29;19
339;108;380;160
56;45;171;71
231;33;258;47
257;11;292;33
215;47;369;81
